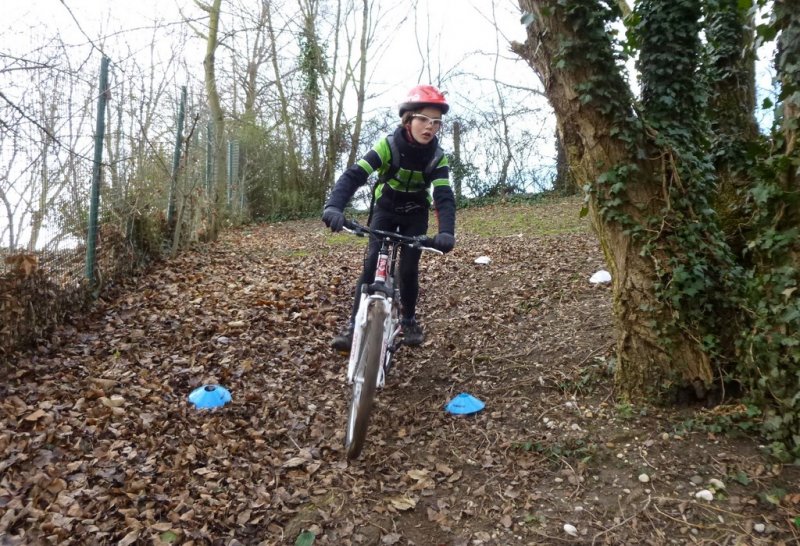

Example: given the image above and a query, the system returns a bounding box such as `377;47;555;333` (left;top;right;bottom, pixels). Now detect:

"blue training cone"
189;384;232;409
445;393;485;415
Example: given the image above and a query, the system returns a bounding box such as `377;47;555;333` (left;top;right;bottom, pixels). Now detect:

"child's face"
408;106;443;144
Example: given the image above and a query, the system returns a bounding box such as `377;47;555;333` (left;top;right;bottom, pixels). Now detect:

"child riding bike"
322;84;457;352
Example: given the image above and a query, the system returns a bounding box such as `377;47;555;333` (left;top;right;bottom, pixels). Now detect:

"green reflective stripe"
374;182;384;199
374;138;392;172
386;171;427;192
357;158;373;174
431;178;450;187
393;168;412;183
392;168;425;185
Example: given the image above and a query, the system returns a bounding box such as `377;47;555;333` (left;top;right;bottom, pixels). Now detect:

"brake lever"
344;226;365;237
343;219;366;236
414;237;443;254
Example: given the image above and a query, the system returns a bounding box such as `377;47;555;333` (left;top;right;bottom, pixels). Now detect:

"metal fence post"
226;140;233;206
85;56;109;288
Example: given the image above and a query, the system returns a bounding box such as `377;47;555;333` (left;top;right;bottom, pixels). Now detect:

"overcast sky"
2;0;537;119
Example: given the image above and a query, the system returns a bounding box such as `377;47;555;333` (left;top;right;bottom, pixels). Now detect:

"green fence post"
85;56;109;288
226;140;233;206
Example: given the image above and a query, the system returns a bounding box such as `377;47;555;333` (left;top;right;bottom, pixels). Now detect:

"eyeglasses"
411;113;443;130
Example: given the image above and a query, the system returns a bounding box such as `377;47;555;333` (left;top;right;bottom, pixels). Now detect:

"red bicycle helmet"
398;84;449;116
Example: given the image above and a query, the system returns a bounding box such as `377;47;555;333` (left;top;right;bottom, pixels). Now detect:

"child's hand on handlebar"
432;232;455;253
322;207;345;232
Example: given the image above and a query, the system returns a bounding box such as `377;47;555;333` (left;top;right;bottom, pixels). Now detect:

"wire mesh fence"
0;52;246;354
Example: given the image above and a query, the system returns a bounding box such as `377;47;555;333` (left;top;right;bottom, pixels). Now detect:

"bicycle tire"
345;301;387;460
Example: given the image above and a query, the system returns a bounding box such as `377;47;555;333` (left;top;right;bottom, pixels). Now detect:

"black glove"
433;232;455;253
322;207;345;232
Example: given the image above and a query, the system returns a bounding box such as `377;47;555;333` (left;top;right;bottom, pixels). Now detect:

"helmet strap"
404;125;420;145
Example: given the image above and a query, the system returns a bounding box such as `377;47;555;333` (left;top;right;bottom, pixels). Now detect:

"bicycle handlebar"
343;219;443;254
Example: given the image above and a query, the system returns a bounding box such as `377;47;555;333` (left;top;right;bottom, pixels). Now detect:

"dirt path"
2;198;798;545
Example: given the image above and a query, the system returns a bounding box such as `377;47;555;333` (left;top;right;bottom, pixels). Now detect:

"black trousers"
348;206;428;324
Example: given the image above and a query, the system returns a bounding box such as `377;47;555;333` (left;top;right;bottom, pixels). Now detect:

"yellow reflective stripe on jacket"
357;158;374;175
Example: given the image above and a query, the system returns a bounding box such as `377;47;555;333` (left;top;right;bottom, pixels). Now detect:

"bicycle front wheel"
345;301;387;460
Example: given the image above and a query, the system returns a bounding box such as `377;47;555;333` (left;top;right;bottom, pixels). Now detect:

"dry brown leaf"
785;493;800;505
117;529;140;546
435;463;454;476
89;377;117;389
283;457;307;469
99;396;125;408
237;509;251;525
24;408;47;421
389;496;416;511
427;507;447;523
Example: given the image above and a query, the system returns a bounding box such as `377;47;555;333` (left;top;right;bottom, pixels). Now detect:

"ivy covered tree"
513;0;799;460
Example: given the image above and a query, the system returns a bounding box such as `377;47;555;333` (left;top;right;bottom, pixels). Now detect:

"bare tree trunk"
553;129;569;194
197;0;226;241
0;141;18;247
105;77;122;201
241;3;269;119
492;0;513;194
452;120;462;200
347;0;369;168
299;0;323;196
265;1;301;192
28;86;59;251
322;0;353;190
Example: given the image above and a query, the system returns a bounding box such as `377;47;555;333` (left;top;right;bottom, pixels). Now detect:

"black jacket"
325;127;456;234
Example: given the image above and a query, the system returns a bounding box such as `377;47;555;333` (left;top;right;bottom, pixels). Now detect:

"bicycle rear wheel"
345;301;387;460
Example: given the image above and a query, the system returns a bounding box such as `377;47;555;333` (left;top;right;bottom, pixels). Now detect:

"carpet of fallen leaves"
2;196;799;546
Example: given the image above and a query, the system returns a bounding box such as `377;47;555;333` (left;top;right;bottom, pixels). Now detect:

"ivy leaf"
295;531;316;546
761;97;773;109
755;23;777;42
763;488;786;506
159;531;179;543
733;471;751;485
579;205;589;218
521;12;536;27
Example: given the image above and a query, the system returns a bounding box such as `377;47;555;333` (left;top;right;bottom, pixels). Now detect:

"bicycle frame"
344;220;440;388
347;234;402;389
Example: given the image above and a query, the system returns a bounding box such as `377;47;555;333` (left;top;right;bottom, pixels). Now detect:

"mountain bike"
342;218;442;460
